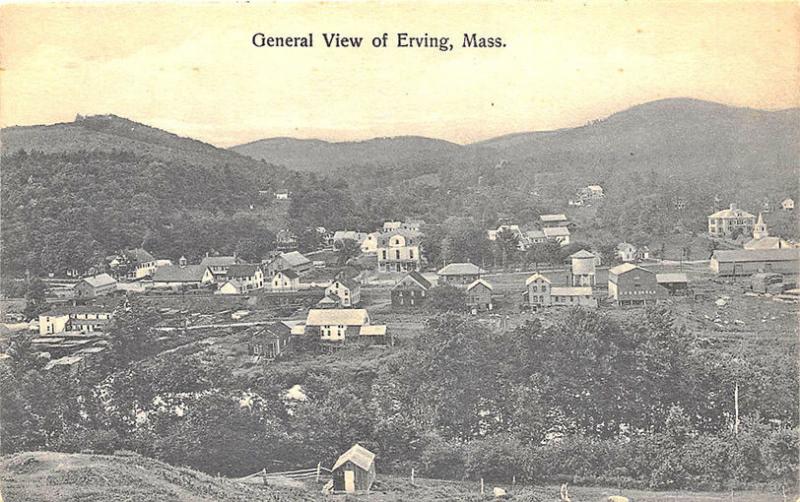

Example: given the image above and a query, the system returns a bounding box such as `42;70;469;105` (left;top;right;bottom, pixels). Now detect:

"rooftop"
656;273;689;284
550;286;593;296
467;279;493;291
437;263;484;276
570;249;596;259
278;251;311;267
543;227;570;237
332;444;376;472
712;248;800;263
525;273;551;286
306;309;370;326
608;263;641;275
539;214;568;222
82;273;117;288
152;264;210;282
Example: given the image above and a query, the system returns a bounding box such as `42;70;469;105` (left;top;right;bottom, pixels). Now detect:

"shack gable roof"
540;214;568;222
275;269;299;279
200;256;240;267
543;227;570;237
332;444;375;472
306;309;369;326
123;248;155;264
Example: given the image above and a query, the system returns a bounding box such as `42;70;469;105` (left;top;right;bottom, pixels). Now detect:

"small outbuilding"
331;443;376;493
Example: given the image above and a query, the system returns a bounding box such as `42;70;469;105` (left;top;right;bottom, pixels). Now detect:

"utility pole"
734;382;740;435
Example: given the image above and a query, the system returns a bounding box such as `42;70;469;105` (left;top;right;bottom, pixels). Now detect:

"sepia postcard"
0;1;798;501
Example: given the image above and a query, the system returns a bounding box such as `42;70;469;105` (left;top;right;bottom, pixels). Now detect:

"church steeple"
753;212;768;240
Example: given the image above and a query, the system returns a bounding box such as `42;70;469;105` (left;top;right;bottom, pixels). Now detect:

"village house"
247;322;291;359
543;226;571;246
383;219;425;233
744;213;792;250
539;214;569;227
110;248;158;280
581;185;605;199
608;263;665;306
266;251;313;276
524;273;597;308
781;198;794;211
569;249;597;286
294;309;386;343
271;270;301;292
199;255;242;281
710;248;800;276
466;279;494;311
617;242;638;262
707;204;757;238
73;273;117;300
325;278;361;307
331;444;377;494
437;262;484;286
217;279;248;295
376;230;422;272
151;259;215;289
225;264;265;290
360;232;381;253
656;273;690;296
391;271;432;308
274;189;290;200
524;230;547;246
39;305;114;336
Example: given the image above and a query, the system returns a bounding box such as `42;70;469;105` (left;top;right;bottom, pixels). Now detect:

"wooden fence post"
512;475;516;490
316;462;321;482
480;478;484;496
411;468;415;485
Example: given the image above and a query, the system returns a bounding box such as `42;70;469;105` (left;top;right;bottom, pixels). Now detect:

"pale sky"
1;1;798;146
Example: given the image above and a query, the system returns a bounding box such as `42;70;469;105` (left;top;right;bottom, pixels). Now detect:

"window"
409;249;414;259
395;250;401;260
532;285;538;292
382;250;387;260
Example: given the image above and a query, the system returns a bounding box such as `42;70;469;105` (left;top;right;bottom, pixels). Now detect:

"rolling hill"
231;98;800;183
231;135;467;172
1;114;277;170
0;451;319;502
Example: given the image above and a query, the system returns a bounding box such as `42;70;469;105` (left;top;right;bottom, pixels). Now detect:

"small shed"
331;444;376;493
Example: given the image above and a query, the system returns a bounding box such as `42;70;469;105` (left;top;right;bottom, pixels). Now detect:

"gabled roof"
226;264;260;278
540;214;568;222
525;230;546;239
275;269;300;279
123;248;155;264
712;248;800;263
617;242;636;251
220;279;246;292
359;325;387;336
543;227;570;237
306;309;369;326
437;263;484;276
656;273;688;284
608;263;641;275
377;229;421;247
393;270;432;290
525;273;551;286
153;265;210;282
200;256;240;267
744;237;788;250
332;444;376;472
82;273;116;288
467;279;493;291
570;249;596;259
708;207;755;219
278;251;311;267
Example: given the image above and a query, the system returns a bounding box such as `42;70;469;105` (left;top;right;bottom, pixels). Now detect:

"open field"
1;451;791;502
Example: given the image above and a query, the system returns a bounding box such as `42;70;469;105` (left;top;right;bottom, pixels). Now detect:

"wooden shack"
331;443;376;493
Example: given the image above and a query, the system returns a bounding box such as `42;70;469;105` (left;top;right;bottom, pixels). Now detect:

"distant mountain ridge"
230;98;800;176
232;135;464;172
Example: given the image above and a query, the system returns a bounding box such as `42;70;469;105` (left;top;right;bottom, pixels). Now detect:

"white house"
543;226;570;246
781;198;794;211
271;270;301;291
617;242;638;262
325;278;361;307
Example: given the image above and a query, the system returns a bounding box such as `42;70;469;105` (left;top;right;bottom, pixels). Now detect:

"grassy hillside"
0;451;319;502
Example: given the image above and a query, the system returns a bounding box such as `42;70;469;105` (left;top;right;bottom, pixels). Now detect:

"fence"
236;464;331;485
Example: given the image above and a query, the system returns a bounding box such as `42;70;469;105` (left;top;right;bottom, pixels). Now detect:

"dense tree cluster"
1;150;280;276
1;304;796;490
